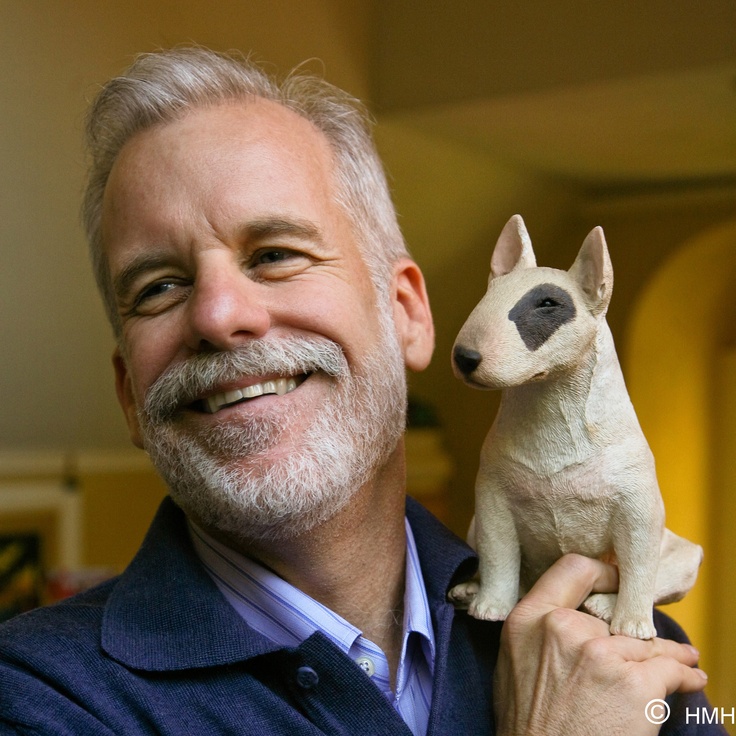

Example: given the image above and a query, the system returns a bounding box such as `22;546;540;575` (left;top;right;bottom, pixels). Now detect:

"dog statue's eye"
537;298;559;308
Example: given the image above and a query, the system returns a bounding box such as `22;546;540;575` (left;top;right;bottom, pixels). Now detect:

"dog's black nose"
453;345;482;377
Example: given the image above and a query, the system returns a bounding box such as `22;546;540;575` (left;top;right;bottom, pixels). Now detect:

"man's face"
101;99;433;540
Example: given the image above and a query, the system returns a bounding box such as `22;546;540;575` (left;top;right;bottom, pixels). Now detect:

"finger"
638;656;709;695
520;554;619;612
606;636;701;667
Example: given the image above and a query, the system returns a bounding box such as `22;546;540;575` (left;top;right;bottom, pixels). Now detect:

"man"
0;48;720;735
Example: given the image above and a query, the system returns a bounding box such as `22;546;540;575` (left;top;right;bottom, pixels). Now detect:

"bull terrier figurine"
449;214;702;639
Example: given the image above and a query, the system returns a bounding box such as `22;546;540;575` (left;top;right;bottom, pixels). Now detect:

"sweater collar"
102;496;477;671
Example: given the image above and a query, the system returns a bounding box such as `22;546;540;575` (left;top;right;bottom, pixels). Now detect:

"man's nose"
184;256;271;352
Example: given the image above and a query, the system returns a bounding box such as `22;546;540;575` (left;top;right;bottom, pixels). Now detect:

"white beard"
136;308;407;542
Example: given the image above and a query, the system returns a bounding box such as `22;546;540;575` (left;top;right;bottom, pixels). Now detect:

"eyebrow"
113;250;173;304
111;217;325;303
244;217;323;244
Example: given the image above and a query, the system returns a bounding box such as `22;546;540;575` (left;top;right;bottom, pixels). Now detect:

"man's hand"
493;554;708;736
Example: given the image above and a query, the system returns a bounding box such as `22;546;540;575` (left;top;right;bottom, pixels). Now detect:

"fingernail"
687;645;700;658
695;668;708;681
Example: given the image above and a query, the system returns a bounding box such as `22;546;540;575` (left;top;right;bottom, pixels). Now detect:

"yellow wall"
0;452;167;574
80;468;168;571
713;349;736;720
626;218;736;718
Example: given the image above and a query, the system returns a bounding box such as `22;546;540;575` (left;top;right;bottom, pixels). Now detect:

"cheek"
121;324;182;402
284;282;382;358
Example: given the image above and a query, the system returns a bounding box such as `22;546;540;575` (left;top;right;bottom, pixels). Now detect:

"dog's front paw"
447;581;479;609
582;592;617;623
468;593;516;621
610;611;656;640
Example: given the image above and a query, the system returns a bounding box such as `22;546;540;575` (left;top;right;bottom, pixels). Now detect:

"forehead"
101;98;342;237
116;96;335;170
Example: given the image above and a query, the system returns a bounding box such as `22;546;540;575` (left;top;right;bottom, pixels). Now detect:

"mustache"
141;336;348;423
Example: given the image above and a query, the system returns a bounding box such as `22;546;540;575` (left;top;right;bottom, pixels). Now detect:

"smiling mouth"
195;374;308;414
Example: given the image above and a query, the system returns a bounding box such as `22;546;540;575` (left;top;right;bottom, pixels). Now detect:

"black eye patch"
508;283;576;351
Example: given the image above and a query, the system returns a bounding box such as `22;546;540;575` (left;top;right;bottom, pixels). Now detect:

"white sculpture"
448;215;702;639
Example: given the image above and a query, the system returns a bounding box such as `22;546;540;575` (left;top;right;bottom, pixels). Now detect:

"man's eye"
128;280;186;315
138;281;177;302
255;249;292;265
250;248;311;278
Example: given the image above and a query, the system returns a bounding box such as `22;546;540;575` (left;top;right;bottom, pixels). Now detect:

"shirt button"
295;666;319;690
354;656;375;677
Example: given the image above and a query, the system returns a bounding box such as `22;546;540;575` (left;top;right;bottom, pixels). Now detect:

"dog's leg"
447;517;480;608
570;525;702;626
582;593;617;623
465;474;521;621
609;501;661;640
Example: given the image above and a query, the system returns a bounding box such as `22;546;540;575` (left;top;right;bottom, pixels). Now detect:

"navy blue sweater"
0;497;722;735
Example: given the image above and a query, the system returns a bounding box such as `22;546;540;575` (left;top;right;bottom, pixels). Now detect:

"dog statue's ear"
490;214;537;279
569;226;613;316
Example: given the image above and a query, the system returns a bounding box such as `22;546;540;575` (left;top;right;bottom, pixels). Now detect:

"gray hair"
82;47;409;335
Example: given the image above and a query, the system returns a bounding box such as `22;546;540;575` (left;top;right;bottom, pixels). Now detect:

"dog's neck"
492;321;638;472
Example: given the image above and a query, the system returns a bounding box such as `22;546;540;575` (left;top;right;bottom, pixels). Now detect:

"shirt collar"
189;517;436;673
100;496;477;673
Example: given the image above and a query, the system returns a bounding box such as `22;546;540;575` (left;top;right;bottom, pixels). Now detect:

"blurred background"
1;0;735;719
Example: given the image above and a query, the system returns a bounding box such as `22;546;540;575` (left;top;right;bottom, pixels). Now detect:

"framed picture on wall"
0;532;44;621
0;482;82;617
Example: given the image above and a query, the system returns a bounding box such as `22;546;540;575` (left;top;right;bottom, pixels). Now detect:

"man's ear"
112;348;144;449
390;258;434;372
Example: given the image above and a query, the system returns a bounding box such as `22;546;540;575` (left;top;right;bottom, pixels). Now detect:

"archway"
626;218;736;708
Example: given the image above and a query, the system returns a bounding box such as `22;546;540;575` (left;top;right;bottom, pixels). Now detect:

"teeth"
203;377;301;413
243;384;263;399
